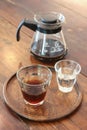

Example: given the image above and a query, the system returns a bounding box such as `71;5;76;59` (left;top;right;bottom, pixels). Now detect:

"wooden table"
0;0;87;129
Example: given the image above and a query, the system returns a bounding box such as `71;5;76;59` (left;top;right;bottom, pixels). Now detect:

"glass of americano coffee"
16;65;52;106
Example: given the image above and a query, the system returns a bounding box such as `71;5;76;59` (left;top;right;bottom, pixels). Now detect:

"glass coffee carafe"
16;12;67;61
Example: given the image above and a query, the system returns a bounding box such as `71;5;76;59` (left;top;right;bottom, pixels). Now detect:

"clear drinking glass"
16;65;52;106
54;60;81;93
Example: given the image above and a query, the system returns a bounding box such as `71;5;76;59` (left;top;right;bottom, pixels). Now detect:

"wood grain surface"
0;0;87;129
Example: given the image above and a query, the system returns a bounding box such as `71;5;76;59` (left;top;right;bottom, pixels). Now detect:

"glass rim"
16;64;52;86
54;59;81;74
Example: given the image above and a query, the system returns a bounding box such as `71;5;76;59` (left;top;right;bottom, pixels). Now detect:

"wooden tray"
3;69;82;121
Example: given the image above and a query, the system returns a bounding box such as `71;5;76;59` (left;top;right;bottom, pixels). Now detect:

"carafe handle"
16;18;37;41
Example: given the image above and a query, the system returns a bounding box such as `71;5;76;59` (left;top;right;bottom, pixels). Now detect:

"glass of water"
54;60;81;93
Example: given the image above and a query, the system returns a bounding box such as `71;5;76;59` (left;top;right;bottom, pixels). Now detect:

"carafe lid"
34;12;65;34
34;12;65;24
40;14;57;24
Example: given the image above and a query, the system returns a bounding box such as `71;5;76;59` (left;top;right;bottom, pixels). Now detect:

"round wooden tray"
3;69;82;121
